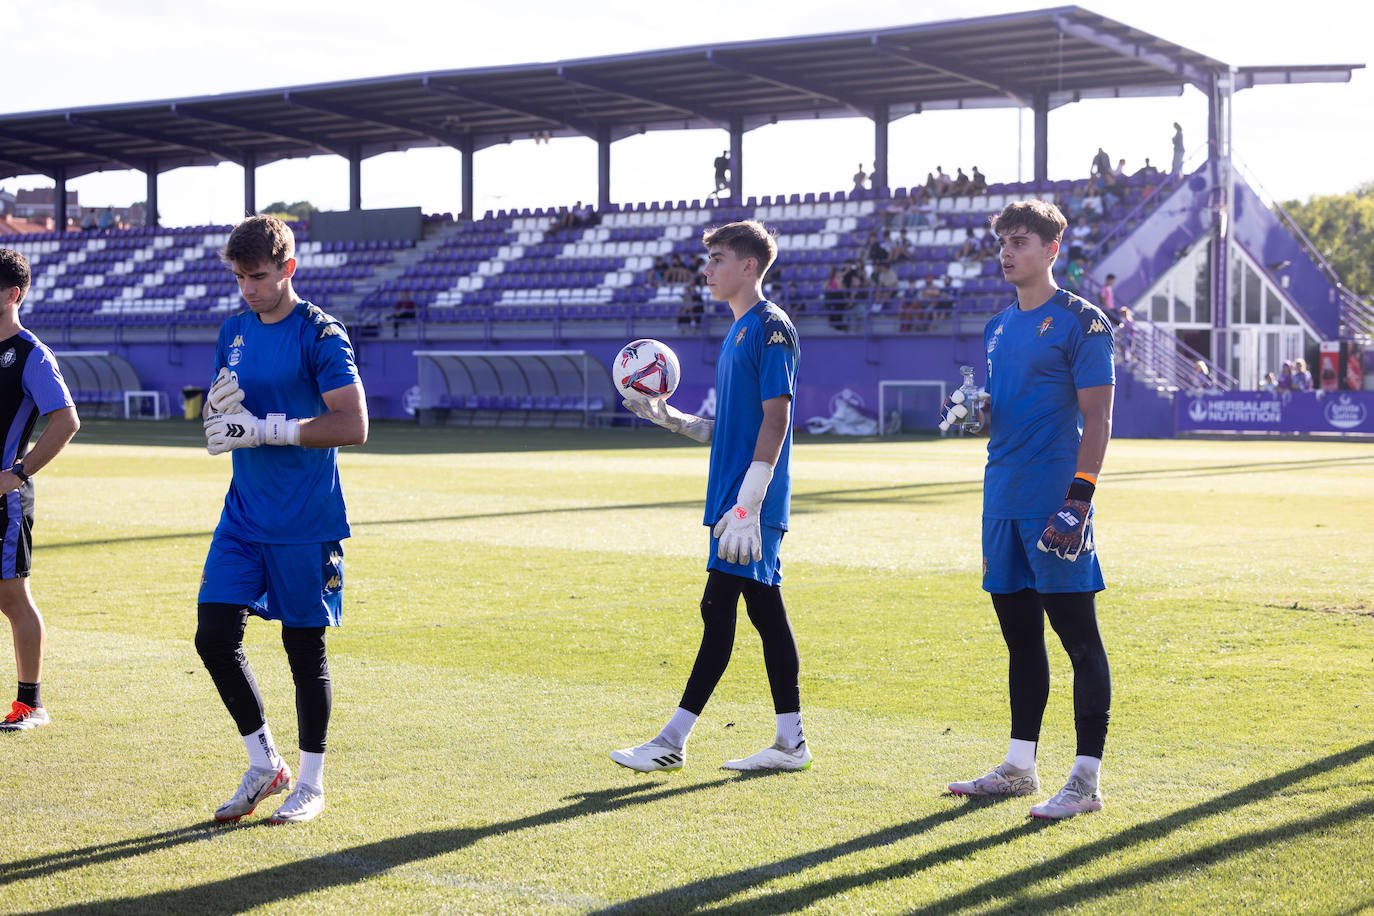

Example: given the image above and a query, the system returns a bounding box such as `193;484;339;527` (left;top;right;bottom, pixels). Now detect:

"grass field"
1;420;1371;915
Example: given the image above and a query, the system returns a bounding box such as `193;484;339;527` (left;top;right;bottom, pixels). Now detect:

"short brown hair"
702;220;777;278
0;249;31;306
223;214;295;268
989;200;1068;248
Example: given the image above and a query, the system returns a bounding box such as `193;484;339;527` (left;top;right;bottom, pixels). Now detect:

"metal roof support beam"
0;152;52;178
460;134;474;221
348;143;362;211
243;150;256;218
146;158;159;228
729;115;743;204
1032;89;1049;184
870;37;1030;107
1053;15;1209;90
53;165;68;232
596;124;612;211
705;51;872;118
171;104;341;157
421;78;596;137
873;102;889;194
556;67;730;130
0;126;135;172
282;93;468;150
64;114;240;164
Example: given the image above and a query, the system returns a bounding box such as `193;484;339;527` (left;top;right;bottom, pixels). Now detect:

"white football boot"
0;701;50;732
722;742;812;771
948;762;1039;797
609;740;685;772
268;785;326;824
1029;773;1103;819
214;764;293;822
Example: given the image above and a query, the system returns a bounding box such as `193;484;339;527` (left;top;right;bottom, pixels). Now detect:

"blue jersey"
704;301;799;530
212;301;361;544
0;330;73;469
983;289;1114;519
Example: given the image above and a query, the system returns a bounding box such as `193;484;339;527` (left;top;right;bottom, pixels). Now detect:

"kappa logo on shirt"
1036;315;1055;337
230;334;245;347
768;331;788;345
324;575;342;591
1087;318;1109;335
0;348;15;369
318;323;344;339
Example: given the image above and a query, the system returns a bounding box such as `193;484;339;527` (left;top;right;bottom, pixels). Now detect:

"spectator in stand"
784;282;803;314
971;166;987;195
930;275;957;324
843;261;869;317
870;162;885;193
957;229;982;268
924;171;939;198
1191;360;1214;392
713;150;731;194
1292;358;1313;391
1260;371;1279;394
852;163;868;193
1277;360;1294;391
1115;303;1136;366
576;202;599;228
1091;147;1112;179
1171;123;1185;179
1100;274;1117;312
664;254;692;285
863;233;889;267
1080;187;1104;218
888;231;913;263
81;210;98;233
899;294;924;333
871;262;898;311
824;267;848;329
950;168;971;196
677;284;704;331
978;229;999;255
913;188;938;228
98;207;116;233
1135;159;1160;180
882;196;909;230
1065;254;1086;294
935;166;952;197
649;256;669;288
1114;159;1128;182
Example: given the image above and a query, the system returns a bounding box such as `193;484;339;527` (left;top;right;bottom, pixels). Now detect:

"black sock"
17;681;40;708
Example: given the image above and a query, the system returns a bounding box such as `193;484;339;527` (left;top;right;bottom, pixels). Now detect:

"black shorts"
0;484;34;579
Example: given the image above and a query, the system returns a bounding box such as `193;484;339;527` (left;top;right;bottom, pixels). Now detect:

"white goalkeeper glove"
622;397;713;444
205;410;301;455
938;388;990;432
711;460;773;565
207;368;246;414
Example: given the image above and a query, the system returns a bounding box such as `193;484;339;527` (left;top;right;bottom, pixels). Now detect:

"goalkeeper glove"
622;397;713;443
711;461;773;565
937;388;989;432
205;410;301;455
207;368;246;414
1037;475;1096;562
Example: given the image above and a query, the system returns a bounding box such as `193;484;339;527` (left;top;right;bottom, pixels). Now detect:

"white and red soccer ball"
614;339;680;402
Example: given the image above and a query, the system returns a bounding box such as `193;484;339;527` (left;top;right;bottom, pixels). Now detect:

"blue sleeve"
1069;307;1116;389
757;316;798;402
211;324;229;386
22;347;74;415
308;322;362;395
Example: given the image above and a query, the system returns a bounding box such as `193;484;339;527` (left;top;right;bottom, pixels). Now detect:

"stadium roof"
0;7;1361;183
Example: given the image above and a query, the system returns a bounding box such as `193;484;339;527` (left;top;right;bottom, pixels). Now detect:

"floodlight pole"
460;134;475;221
1032;89;1049;184
873;102;889;195
729;114;744;204
243;151;257;217
145;158;159;228
53;165;68;231
348;143;362;211
596;124;612;211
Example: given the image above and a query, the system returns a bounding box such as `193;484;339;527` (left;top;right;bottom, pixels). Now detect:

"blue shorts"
199;532;345;627
707;524;784;586
982;516;1105;595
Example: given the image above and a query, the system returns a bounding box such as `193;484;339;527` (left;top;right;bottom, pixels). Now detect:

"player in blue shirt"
0;250;80;733
943;200;1116;819
611;220;809;772
195;216;367;824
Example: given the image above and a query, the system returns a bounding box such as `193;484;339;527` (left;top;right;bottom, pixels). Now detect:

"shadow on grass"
599;740;1374;915
14;775;738;913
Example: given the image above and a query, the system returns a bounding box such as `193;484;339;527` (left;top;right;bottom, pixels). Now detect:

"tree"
1280;183;1374;297
259;200;318;221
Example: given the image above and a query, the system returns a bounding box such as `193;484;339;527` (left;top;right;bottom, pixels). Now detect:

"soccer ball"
614;339;680;402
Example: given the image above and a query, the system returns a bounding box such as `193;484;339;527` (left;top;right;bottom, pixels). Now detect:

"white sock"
1072;755;1102;785
656;707;697;749
298;751;325;793
775;712;805;749
1005;738;1037;771
244;724;284;771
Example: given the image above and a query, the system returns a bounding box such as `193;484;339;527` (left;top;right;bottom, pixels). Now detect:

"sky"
4;0;1369;226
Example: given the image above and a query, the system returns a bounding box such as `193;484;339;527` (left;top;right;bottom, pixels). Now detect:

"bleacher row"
0;175;1166;331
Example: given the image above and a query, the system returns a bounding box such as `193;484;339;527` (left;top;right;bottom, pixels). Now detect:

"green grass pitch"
1;421;1371;914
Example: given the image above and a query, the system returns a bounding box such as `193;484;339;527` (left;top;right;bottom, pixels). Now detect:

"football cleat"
722;742;812;771
609;740;685;772
268;785;325;824
214;764;293;822
0;701;50;732
1029;774;1103;819
948;762;1039;797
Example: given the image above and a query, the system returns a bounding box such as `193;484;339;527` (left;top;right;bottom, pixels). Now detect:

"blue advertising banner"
1176;390;1374;435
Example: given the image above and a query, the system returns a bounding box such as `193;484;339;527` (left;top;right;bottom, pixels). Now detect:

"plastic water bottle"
940;365;983;432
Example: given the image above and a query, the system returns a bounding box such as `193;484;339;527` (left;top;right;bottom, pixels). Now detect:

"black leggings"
991;589;1111;759
679;570;801;716
195;603;333;754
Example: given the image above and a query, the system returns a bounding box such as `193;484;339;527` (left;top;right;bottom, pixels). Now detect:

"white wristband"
261;413;301;447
